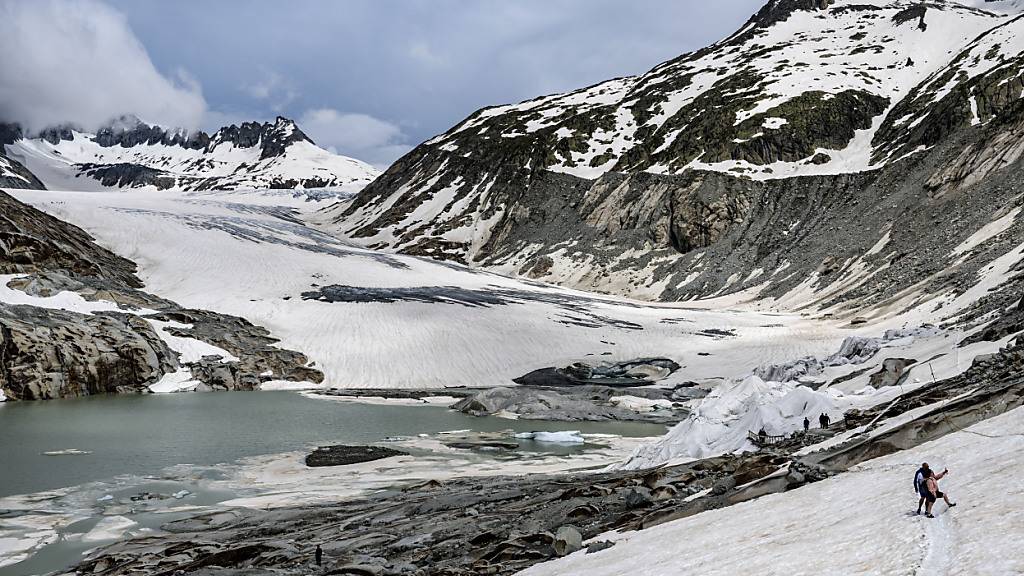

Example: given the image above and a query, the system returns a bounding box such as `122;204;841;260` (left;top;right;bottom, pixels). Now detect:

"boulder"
553;526;583;557
869;358;917;387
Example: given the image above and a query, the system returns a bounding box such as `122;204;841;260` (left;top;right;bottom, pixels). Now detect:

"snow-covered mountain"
1;116;379;192
327;0;1024;321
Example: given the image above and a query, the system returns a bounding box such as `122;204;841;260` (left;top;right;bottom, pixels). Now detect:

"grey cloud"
0;0;206;132
300;109;412;168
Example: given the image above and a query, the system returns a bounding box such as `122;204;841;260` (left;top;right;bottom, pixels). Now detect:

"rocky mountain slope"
0;123;45;189
0;190;321;401
1;116;379;192
327;0;1024;324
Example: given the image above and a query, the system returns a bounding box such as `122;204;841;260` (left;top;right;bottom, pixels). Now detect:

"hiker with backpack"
922;467;957;518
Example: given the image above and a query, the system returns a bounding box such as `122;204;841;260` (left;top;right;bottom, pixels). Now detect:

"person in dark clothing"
823;413;831;429
315;544;323;567
914;463;931;515
803;416;810;432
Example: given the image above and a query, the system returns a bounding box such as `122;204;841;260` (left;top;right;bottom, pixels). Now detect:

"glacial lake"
0;391;665;499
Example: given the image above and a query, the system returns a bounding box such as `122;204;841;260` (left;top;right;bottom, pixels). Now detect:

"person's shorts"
924;492;938;503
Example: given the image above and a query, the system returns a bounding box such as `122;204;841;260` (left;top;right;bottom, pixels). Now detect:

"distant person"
315;544;323;567
758;427;767;439
914;463;931;515
923;468;957;518
819;413;830;430
803;416;810;432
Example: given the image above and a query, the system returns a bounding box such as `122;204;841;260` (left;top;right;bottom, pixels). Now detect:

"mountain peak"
749;0;833;28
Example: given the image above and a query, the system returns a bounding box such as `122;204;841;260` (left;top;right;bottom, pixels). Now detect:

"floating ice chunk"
42;449;92;456
172;490;191;499
81;516;137;543
258;380;320;391
515;431;585;444
609;396;674;413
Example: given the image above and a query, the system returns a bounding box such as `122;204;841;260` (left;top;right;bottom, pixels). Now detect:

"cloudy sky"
0;0;763;167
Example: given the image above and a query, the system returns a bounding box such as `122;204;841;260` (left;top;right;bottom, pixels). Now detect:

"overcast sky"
0;0;763;167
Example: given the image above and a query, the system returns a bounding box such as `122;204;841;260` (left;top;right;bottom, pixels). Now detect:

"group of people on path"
914;462;956;518
801;413;832;431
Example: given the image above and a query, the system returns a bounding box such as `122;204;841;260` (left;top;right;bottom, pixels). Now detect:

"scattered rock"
586;540;616;554
624;487;653;509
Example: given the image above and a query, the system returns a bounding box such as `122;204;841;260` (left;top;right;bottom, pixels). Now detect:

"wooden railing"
748;431;787;446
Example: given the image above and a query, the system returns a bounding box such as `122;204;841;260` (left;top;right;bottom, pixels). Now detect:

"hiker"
803;416;810;432
758;427;767;440
819;413;830;430
315;544;323;567
923;468;957;518
914;463;931;515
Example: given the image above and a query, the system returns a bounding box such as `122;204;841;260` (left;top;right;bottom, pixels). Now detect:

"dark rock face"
0;191;141;287
513;358;680;388
0;304;177;400
0;154;46;190
0;123;46;190
36;124;75;145
305;445;408;467
78;163;177;190
750;0;833;28
88;115;313;159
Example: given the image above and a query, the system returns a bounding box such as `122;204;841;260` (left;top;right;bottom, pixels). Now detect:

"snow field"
10;188;850;390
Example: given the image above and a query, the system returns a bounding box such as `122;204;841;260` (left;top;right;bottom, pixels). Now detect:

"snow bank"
148;369;201;393
620;373;890;469
258;380;320;391
523;406;1024;576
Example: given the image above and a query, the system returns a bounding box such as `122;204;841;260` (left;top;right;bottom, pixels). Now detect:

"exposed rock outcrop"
0;191;322;400
0;304;177;400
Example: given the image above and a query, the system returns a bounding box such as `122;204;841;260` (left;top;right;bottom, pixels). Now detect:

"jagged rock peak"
211;116;314;160
0;122;24;146
90;115;206;150
27;115;314;160
750;0;834;28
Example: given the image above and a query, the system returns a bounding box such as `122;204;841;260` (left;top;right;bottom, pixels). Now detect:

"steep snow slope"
9;187;851;390
3;117;379;192
521;405;1024;576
